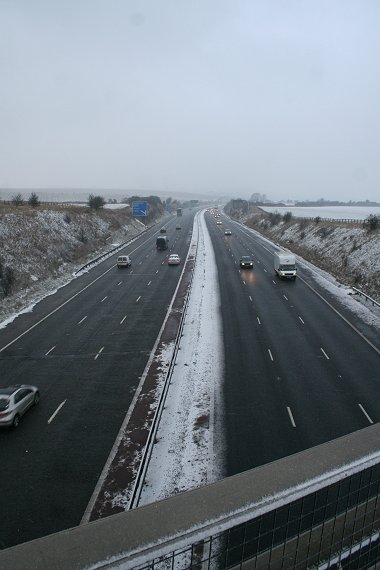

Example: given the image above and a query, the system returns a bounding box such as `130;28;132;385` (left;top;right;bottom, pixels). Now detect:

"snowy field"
260;205;380;220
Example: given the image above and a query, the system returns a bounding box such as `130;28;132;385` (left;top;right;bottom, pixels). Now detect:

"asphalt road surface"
205;212;380;478
0;211;194;549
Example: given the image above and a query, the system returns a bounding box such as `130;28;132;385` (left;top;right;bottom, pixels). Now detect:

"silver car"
0;385;40;428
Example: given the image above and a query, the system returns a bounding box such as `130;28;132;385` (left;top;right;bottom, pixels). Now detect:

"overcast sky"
1;1;379;202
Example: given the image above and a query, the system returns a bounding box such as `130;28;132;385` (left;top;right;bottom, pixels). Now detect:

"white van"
117;255;131;268
274;251;296;280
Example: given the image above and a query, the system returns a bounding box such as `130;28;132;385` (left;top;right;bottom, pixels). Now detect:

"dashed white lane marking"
94;346;104;360
136;296;141;303
48;400;67;424
287;406;296;428
272;280;277;285
45;346;56;356
257;317;261;324
358;404;374;424
243;281;246;286
101;296;108;303
117;281;122;286
264;268;267;272
283;295;288;301
77;316;87;325
299;316;305;324
120;315;127;325
249;296;252;302
130;269;134;274
320;347;330;360
155;270;159;274
268;349;274;361
147;281;151;286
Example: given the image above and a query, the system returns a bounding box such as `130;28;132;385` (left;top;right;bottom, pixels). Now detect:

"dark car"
240;256;253;269
156;236;169;250
0;384;40;428
160;227;167;233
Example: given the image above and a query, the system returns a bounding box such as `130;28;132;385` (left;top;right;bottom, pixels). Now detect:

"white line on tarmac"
287;406;296;428
283;295;288;301
272;280;277;285
320;347;330;360
94;346;104;360
257;317;261;325
48;400;67;424
268;348;274;361
147;281;151;286
249;296;252;302
358;404;373;424
45;346;56;356
77;316;87;325
101;296;108;303
136;296;141;303
120;315;127;325
117;281;122;286
299;316;305;324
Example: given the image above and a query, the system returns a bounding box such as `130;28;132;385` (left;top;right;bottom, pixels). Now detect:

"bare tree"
11;193;24;207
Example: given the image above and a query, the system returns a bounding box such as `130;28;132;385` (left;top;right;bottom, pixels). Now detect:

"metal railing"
352;287;380;308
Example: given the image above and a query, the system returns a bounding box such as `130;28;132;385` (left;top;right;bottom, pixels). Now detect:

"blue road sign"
132;201;148;217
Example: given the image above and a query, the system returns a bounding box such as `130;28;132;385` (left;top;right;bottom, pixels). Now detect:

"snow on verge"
139;211;225;505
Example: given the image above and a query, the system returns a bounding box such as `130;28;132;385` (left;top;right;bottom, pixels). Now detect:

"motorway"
0;211;194;549
205;211;380;477
1;207;380;551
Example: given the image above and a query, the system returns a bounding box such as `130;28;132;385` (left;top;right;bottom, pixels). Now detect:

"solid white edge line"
48;400;67;424
358;403;374;424
287;406;296;428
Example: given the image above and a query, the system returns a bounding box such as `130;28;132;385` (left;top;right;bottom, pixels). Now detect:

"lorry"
177;208;182;216
156;236;169;250
274;251;297;280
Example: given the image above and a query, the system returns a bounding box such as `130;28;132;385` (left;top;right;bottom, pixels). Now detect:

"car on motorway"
224;229;232;236
240;255;253;269
117;255;131;268
168;254;181;265
0;385;40;428
217;220;222;225
176;225;182;230
160;227;167;233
